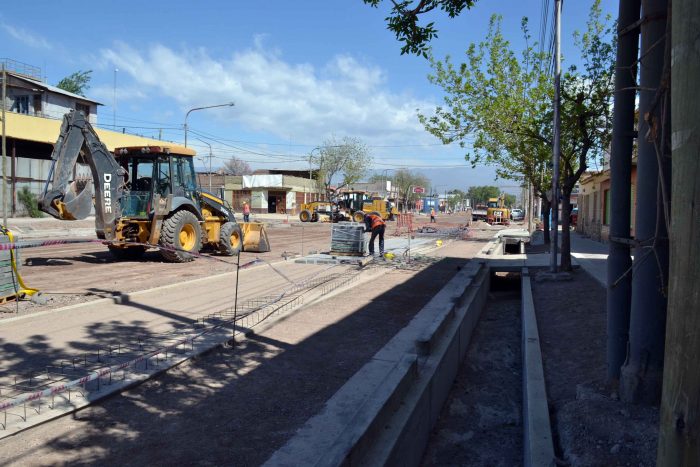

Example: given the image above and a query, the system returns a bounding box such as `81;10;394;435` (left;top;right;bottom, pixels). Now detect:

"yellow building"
1;66;191;216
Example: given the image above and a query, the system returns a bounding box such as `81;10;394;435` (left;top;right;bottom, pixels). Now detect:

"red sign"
412;186;425;194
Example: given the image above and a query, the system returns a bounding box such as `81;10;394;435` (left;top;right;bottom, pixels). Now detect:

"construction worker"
430;207;436;223
364;213;385;257
242;201;251;222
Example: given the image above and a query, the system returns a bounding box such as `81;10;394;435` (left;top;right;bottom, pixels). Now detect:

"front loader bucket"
241;222;271;253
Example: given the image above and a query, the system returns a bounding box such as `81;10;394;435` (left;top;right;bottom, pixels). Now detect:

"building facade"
1;62;191;216
577;165;638;242
196;171;325;215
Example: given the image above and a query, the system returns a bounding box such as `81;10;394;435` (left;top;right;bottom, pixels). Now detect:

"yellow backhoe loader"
39;111;270;262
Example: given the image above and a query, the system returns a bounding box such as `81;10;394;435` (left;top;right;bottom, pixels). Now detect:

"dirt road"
0;214;490;466
2;222;334;317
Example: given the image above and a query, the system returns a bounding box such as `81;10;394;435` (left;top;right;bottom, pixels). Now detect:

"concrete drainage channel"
266;235;556;466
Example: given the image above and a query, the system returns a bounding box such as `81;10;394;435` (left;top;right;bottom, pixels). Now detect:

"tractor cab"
115;146;198;219
338;190;370;212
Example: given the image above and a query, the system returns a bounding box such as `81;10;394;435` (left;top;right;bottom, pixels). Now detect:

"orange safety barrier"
393;213;414;236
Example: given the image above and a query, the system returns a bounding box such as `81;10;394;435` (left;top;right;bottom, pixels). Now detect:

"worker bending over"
364;213;386;257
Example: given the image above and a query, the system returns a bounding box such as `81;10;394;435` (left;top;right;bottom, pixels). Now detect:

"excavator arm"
39;111;126;240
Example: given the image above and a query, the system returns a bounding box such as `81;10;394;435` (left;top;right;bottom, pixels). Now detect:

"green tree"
363;0;479;57
391;169;430;212
56;70;93;96
466;186;500;205
504;193;517;207
311;137;373;201
420;4;614;269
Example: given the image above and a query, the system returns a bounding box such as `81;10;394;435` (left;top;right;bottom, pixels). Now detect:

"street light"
184;102;234;147
113;68;118;129
197;139;213;192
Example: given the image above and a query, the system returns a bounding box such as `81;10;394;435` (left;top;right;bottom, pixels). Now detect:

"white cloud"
1;23;52;50
99;41;436;146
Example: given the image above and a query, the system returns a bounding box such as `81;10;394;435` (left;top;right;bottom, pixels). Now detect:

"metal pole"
113;68;118;128
606;0;641;384
621;0;671;404
232;251;240;343
550;0;562;273
208;146;213;192
197;139;213;193
2;64;7;227
184;102;235;148
527;180;532;233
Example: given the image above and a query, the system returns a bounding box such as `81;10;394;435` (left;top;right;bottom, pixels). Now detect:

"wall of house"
3;76;98;124
45;94;97;124
0;156;92;217
250;190;268;213
577;167;638;243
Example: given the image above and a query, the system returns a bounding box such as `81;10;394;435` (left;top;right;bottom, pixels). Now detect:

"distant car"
510;208;525;221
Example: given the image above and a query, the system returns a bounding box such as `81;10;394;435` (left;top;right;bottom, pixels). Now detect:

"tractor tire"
108;245;146;261
299;209;312;222
159;210;202;262
219;221;243;256
312;212;319;222
352;211;365;223
388;213;395;221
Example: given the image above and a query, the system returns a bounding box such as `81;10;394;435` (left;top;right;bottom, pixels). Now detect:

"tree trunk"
657;0;699;463
541;196;551;244
620;0;671;404
559;189;572;271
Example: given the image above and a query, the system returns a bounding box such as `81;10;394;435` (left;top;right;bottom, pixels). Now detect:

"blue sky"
1;0;616;194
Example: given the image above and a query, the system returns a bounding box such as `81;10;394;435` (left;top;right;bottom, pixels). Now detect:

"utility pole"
1;63;7;227
197;139;213;192
606;0;641;384
113;68;118;129
549;0;562;273
527;180;533;233
620;0;671;404
658;0;700;461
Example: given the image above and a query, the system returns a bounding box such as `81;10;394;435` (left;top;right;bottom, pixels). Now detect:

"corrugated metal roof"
8;71;103;105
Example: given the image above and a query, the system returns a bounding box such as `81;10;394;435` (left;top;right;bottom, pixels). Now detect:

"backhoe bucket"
241;222;270;253
58;180;94;220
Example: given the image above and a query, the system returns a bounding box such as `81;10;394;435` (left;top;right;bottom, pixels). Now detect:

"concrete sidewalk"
569;232;609;287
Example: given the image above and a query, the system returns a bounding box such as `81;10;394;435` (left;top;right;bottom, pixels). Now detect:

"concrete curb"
521;268;556;467
265;260;490;466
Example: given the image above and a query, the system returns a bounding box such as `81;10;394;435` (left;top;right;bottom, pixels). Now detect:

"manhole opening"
490;271;521;292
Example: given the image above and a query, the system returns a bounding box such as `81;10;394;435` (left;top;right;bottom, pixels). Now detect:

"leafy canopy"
56;70;93;96
311;137;373;200
419;15;553;200
363;0;478;57
466;185;501;205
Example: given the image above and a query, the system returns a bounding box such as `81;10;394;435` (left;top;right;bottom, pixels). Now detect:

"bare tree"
223;157;252;175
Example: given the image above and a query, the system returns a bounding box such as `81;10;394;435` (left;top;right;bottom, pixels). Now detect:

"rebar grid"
0;268;361;429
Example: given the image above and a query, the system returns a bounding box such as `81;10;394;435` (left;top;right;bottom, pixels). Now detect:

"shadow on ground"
0;254;469;466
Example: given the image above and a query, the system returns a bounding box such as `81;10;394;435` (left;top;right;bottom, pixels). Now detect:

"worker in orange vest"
364;213;386;257
430;207;436;223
